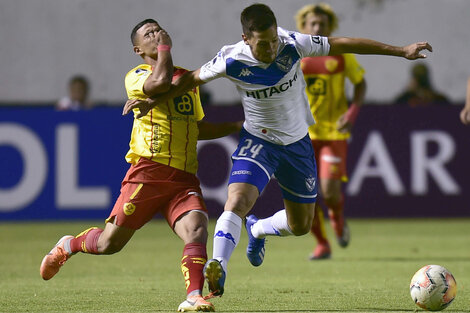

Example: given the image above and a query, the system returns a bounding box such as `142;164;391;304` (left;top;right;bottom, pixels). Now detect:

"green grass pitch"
1;219;469;312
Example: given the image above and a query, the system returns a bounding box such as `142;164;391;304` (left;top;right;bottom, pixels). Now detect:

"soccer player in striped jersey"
123;4;432;301
295;3;366;260
40;19;241;312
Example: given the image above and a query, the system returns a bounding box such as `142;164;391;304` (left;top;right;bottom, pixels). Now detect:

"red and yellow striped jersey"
124;65;204;174
301;54;365;140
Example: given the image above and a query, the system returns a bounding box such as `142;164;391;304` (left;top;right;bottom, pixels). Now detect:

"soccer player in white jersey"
123;3;432;300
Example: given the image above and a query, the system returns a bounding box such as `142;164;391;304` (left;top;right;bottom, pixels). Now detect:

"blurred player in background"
56;75;93;111
122;3;432;301
394;62;450;106
40;18;241;312
295;3;366;260
460;77;470;125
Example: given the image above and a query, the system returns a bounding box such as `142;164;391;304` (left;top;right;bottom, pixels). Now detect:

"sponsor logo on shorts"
305;176;316;192
231;170;252;176
123;202;136;216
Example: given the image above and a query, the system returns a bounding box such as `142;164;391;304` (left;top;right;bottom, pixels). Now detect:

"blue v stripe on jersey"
226;44;300;86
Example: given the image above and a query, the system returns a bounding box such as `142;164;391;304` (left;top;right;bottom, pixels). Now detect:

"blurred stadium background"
1;0;469;104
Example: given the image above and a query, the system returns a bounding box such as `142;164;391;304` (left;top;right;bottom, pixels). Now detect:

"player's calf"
328;211;350;247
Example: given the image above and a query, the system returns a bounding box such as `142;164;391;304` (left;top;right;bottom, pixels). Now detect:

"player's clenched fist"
157;29;172;48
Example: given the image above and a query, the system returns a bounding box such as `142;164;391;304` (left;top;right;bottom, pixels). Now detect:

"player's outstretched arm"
198;121;244;140
328;37;432;60
460;77;470;125
123;68;204;118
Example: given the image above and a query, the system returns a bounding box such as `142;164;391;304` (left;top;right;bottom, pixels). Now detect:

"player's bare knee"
291;226;309;236
289;222;310;236
186;224;208;243
323;193;341;207
226;193;254;216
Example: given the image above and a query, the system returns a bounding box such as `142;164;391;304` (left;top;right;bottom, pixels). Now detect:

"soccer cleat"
308;242;331;260
329;211;350;248
245;215;265;267
203;259;225;297
177;295;215;312
40;235;74;280
337;222;350;247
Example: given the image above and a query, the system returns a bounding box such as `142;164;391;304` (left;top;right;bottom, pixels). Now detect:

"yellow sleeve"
194;86;205;122
344;54;365;85
124;65;152;99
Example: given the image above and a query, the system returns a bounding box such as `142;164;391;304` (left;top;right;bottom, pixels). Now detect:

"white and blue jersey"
199;27;330;145
198;27;329;202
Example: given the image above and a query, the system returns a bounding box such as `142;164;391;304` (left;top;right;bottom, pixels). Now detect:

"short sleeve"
293;31;330;58
125;67;151;99
344;54;365;85
194;86;205;122
198;50;227;82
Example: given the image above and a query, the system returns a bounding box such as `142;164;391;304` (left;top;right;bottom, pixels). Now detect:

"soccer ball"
410;265;457;311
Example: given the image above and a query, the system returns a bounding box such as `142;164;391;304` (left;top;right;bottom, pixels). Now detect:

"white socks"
251;209;293;238
212;210;294;272
212;211;242;273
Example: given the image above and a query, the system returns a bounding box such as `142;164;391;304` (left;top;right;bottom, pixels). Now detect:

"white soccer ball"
410;265;457;311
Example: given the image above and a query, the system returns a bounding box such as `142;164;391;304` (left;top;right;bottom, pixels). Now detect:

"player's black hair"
131;18;159;45
240;3;277;37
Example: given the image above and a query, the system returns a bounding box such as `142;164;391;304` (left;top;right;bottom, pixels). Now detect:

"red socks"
311;206;329;244
69;229;207;296
70;227;104;254
181;243;207;296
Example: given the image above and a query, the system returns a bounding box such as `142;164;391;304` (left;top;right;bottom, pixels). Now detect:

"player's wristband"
157;45;171;52
344;103;361;124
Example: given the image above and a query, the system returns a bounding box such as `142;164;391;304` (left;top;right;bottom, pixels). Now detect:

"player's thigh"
320;178;342;200
107;182;165;230
275;135;318;204
284;199;315;235
229;128;277;195
164;172;208;229
316;140;348;181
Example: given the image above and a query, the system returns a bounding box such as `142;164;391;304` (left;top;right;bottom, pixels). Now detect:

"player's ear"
134;45;143;56
242;33;249;44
